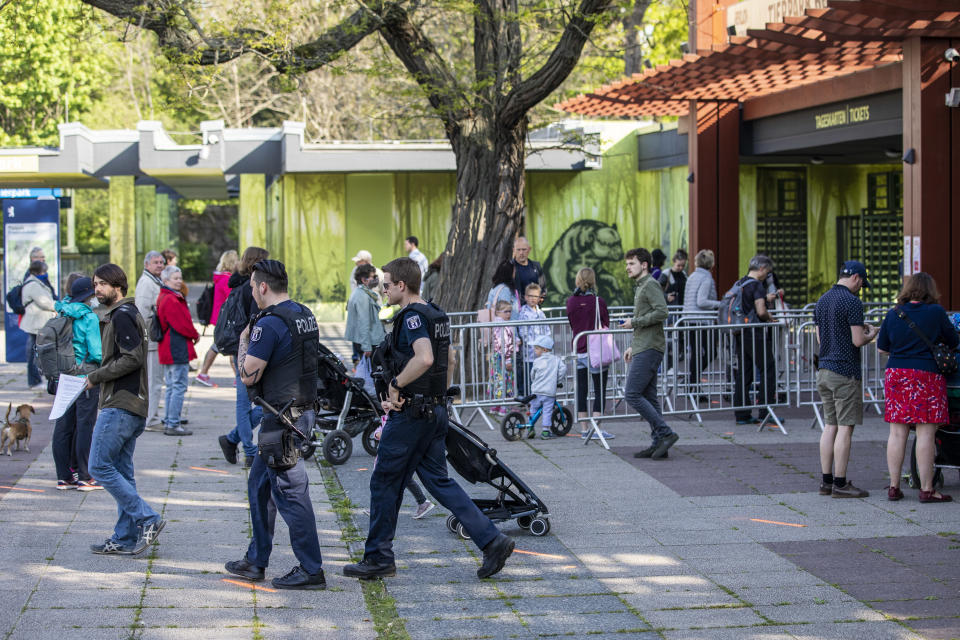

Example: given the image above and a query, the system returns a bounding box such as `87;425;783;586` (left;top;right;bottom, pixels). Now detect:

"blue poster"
3;198;60;363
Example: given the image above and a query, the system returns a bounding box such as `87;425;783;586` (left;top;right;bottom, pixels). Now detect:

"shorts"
210;342;220;354
884;368;948;425
816;368;863;426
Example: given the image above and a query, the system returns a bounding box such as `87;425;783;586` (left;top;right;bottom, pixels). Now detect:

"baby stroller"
301;343;383;465
444;388;552;537
908;370;960;489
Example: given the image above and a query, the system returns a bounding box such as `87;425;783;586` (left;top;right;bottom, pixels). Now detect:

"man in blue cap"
813;260;879;499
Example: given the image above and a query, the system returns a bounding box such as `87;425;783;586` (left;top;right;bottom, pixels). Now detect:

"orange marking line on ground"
221;578;277;592
513;549;566;560
189;466;229;474
0;485;44;493
357;468;369;471
723;432;735;435
750;518;807;528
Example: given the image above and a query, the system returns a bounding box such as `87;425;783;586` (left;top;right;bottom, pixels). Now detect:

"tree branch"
378;2;470;137
499;0;614;128
79;0;385;72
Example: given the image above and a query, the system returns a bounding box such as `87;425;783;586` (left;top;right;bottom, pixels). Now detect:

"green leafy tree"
0;0;110;146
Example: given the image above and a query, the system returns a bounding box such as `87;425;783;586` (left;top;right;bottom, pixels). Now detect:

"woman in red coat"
157;265;199;437
196;250;240;386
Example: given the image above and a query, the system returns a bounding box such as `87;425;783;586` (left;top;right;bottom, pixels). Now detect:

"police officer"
223;260;326;590
343;257;515;581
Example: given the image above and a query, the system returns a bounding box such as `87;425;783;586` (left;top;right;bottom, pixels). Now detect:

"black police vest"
249;302;319;409
390;302;449;397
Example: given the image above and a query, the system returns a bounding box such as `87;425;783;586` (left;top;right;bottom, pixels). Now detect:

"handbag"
356;355;377;396
588;295;620;369
895;307;959;376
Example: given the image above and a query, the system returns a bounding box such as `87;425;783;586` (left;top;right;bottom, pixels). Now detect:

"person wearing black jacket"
218;247;269;467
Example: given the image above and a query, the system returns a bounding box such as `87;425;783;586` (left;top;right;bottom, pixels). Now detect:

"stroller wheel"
299;441;317;460
456;522;471;540
361;420;380;457
501;412;527;441
322;430;353;465
516;515;533;530
446;515;460;534
550;407;574;437
529;518;551;537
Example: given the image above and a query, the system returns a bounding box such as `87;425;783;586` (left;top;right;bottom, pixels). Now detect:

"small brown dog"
0;403;35;456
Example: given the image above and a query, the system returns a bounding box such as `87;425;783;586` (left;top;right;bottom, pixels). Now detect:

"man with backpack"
620;248;679;460
135;251;166;429
45;277;103;490
217;246;269;467
727;255;779;425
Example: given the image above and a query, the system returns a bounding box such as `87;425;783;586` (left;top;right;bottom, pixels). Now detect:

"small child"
529;335;566;440
489;300;516;414
518;283;550;396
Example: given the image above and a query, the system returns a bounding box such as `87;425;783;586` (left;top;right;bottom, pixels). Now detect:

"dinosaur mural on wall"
543;220;628;306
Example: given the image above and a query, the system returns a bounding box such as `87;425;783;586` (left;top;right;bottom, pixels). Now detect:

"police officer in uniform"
224;260;327;590
343;257;515;580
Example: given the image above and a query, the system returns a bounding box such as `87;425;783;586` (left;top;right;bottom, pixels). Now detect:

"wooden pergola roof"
557;0;960;117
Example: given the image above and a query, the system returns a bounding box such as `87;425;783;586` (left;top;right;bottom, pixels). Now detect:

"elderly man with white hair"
155;265;198;437
135;251;167;428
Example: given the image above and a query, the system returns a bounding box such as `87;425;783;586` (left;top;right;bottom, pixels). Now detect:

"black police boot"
343;557;397;580
225;557;265;581
272;565;326;590
218;435;238;464
477;533;515;579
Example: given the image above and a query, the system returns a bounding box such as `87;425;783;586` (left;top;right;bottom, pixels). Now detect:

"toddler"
489;300;516;414
529;334;566;439
518;283;550;395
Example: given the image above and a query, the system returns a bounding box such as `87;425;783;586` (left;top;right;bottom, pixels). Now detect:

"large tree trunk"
435;117;527;312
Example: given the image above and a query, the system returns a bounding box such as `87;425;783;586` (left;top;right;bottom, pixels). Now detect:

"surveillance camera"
946;48;960;63
207;134;220;144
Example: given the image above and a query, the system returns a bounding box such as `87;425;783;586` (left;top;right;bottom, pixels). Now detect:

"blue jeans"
89;408;160;546
25;333;41;387
227;369;261;458
245;412;323;574
624;349;674;447
365;405;499;564
162;363;189;428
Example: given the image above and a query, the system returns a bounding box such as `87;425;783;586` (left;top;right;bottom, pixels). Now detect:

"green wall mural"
542;221;625;306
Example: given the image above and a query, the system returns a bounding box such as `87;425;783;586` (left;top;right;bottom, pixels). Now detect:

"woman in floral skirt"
878;272;958;503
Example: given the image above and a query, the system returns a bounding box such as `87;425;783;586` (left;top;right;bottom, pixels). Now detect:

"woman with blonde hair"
879;272;958;503
195;249;240;386
565;267;614;439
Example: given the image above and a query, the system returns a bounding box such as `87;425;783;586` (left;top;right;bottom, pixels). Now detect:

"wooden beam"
743;62;902;120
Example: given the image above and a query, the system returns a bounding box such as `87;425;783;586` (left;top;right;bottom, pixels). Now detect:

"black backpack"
196;284;215;326
213;287;249;356
5;282;29;315
149;312;165;343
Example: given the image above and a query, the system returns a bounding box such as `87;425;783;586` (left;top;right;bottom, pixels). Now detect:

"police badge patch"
406;315;422;330
251;326;263;342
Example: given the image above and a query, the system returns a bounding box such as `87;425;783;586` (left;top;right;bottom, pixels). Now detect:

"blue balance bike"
500;394;573;441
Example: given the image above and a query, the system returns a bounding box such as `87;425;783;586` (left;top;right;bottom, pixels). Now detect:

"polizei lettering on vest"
295;316;318;334
434;321;450;340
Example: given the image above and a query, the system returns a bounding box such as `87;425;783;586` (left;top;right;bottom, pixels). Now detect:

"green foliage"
0;0;110;146
73;189;110;253
641;0;689;68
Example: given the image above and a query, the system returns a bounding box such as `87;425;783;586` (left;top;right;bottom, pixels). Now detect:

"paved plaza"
0;330;958;640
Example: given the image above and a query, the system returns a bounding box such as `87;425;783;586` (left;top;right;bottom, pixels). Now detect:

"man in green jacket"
84;264;165;556
620;248;679;460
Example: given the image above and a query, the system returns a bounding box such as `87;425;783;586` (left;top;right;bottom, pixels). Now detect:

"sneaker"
582;429;615;440
132;518;166;554
57;480;78;490
71;469;80;484
343;558;397;579
735;417;761;425
651;433;679;459
412;501;435;520
225;557;265;581
887;486;904;501
195;373;214;387
819;482;833;496
539;430;555;440
272;565;326;590
219;435;238;465
633;446;656;459
164;425;193;436
77;479;104;492
91;539;135;555
832;481;869;498
144;419;164;432
526;427;536;440
477;533;515;579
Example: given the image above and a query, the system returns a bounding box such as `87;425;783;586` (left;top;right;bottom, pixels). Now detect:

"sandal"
886;486;904;501
918;490;953;503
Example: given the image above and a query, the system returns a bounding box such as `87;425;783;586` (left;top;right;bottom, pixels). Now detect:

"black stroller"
301;343;383;465
444;391;551;537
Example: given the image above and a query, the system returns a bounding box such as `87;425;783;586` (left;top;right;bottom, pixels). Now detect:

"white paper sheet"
48;374;86;421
